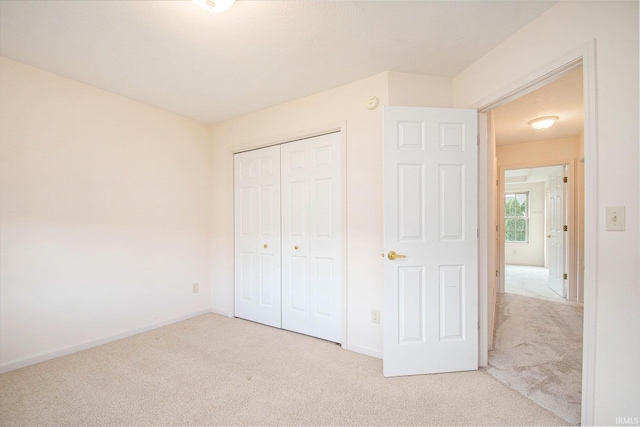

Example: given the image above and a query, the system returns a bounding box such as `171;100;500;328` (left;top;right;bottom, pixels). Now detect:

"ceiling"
492;66;584;145
505;165;563;185
0;0;559;124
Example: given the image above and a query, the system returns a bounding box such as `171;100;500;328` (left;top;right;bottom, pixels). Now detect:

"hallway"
485;265;584;425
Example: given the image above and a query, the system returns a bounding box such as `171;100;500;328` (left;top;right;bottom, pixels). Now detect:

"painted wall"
497;136;580;166
0;57;213;372
388;71;452;108
453;2;639;423
504;182;545;266
209;71;452;358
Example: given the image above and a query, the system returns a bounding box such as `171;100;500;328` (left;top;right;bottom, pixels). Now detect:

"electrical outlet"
192;283;199;294
371;309;380;324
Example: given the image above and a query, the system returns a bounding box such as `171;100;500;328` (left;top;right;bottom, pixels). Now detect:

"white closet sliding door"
233;132;342;343
281;133;342;343
234;146;282;328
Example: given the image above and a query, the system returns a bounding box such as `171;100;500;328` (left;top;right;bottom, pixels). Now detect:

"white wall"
209;71;452;358
497;136;580;166
0;57;213;372
504;182;545;266
388;71;452;108
453;2;639;423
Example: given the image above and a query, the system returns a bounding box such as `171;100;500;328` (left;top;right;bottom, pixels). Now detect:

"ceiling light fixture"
193;0;235;13
528;116;559;130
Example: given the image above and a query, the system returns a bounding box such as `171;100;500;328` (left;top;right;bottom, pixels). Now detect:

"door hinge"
564;225;568;231
496;179;499;187
477;135;480;145
496;225;499;232
477;229;480;238
563;176;568;183
496;269;499;277
563;273;568;280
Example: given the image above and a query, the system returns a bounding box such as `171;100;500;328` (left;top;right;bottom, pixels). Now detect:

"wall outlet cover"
606;206;625;231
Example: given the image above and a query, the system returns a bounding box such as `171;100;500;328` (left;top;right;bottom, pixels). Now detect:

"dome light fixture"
193;0;235;13
528;116;559;130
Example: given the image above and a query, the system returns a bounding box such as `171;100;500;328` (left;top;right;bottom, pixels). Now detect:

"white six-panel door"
234;146;282;328
281;133;342;343
548;166;565;297
383;107;478;377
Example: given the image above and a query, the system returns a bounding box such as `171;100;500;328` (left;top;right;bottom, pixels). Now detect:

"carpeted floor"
485;265;583;425
0;312;568;426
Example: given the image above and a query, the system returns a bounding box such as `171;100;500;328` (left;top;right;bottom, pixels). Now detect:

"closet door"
234;146;281;328
281;133;342;343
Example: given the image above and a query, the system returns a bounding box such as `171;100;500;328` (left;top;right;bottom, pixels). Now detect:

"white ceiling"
492;67;584;145
0;0;558;124
505;165;563;185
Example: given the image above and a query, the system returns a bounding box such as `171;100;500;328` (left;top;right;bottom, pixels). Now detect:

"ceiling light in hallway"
528;116;559;130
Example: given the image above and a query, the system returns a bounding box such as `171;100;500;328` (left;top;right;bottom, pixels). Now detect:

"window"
505;192;529;242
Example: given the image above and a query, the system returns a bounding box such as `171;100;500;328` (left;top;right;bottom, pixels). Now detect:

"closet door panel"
281;133;342;343
234;146;282;328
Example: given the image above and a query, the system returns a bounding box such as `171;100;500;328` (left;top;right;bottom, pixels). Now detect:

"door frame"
497;161;576;300
230;121;349;348
474;41;597;425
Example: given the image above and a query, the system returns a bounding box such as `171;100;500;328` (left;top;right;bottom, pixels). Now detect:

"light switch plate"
606;206;625;231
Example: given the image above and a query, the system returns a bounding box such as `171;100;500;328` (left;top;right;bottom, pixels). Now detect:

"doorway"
481;64;586;424
501;164;577;300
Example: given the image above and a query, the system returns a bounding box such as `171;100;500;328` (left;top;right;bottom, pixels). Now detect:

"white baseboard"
210;307;231;317
346;343;382;360
0;309;211;374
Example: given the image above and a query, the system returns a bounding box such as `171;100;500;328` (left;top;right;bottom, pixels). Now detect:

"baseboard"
346;344;382;360
210;307;232;318
0;309;211;374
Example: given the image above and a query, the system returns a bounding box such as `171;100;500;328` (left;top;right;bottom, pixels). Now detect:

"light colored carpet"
486;265;583;425
0;313;568;426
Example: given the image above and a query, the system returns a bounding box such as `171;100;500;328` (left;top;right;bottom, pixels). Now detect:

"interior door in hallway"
548;166;566;297
281;133;342;343
383;107;478;376
234;146;282;328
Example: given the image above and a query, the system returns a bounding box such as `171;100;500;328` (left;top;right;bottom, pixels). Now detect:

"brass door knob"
547;235;551;239
263;244;268;248
294;245;299;250
387;251;407;261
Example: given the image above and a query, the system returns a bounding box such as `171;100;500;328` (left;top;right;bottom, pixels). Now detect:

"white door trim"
474;41;597;425
230;122;349;349
382;106;478;377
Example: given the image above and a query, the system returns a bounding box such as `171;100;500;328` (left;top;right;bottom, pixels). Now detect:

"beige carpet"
486;265;583;425
1;313;568;426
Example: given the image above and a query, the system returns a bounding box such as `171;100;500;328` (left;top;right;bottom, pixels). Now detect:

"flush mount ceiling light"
193;0;235;13
528;116;559;130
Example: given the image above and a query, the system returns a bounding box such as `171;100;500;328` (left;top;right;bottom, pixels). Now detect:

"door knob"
387;251;407;261
294;245;299;250
263;244;268;248
547;235;551;239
